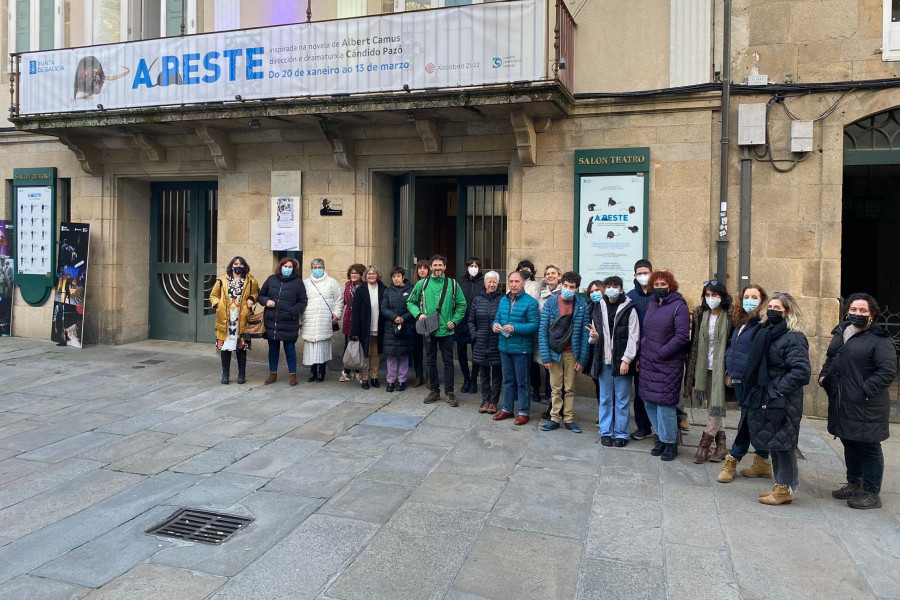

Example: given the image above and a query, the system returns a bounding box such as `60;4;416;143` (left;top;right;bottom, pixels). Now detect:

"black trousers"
842;438;884;493
412;333;425;378
478;364;502;403
456;341;480;384
426;335;455;393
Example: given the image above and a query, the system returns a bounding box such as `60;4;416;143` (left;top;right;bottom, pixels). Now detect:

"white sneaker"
339;372;351;382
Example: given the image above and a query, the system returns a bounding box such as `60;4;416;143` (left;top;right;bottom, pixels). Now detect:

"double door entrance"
149;182;218;342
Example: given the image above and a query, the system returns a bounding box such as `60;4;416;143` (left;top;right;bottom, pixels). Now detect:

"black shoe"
316;364;326;382
613;438;628;447
631;427;653;441
397;382;407;391
848;492;882;510
661;443;678;461
564;422;582;434
386;383;395;393
470;382;478;395
308;366;317;382
532;389;542;405
361;380;370;390
600;436;613;447
460;380;471;394
237;371;246;384
371;378;380;388
221;372;230;385
650;440;666;456
831;482;864;500
541;409;552;420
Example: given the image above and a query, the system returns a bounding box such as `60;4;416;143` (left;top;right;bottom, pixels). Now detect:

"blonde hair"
543;264;562;277
364;265;382;281
762;291;802;332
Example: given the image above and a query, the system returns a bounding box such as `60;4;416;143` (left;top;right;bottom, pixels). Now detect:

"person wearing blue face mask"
258;257;308;387
301;258;345;382
538;271;591;433
718;284;773;483
586;276;640;446
584;280;605;403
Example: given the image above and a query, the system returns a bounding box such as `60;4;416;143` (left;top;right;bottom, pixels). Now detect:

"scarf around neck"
693;309;731;416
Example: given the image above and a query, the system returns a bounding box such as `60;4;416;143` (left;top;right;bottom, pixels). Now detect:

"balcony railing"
8;0;575;120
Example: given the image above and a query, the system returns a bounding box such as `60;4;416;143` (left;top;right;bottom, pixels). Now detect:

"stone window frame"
7;0;65;53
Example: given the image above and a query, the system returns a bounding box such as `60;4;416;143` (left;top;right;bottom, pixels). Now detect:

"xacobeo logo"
425;63;436;74
492;57;502;68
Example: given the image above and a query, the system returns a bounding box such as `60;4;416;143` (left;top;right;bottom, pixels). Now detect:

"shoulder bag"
415;277;450;338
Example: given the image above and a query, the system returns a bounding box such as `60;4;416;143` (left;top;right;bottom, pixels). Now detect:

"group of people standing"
209;254;896;511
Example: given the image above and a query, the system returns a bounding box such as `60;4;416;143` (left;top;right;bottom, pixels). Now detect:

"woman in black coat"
258;257;308;387
819;293;897;510
467;271;503;414
381;267;415;392
742;292;810;506
456;257;485;394
350;265;387;390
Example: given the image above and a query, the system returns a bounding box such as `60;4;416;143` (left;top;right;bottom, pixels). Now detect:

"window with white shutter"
883;0;900;60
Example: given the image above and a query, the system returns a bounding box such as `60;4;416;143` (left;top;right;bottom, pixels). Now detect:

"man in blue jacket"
492;271;540;425
539;271;591;433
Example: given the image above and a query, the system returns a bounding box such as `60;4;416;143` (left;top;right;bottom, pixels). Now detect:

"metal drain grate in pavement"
146;509;254;545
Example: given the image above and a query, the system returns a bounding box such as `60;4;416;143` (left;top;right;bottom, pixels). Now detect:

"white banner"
18;0;545;115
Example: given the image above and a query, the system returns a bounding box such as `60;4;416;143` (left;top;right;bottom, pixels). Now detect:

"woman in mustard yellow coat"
210;256;260;385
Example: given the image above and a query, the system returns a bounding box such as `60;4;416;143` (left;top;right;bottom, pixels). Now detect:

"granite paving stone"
211;514;380;600
284;402;380;441
17;432;122;463
151;491;323;577
107;442;208;475
421;404;484;429
452;526;582;600
377;395;440;418
169;438;266;474
409;472;507;512
597;450;662;499
664;544;741;600
168;417;260;448
359;442;446;485
0;413;120;453
0;457;48;486
166;472;269;510
224;437;325;478
77;431;173;464
586;494;664;567
326;502;486;600
82;563;226;600
402;424;466;448
318;478;414;523
435;426;531;480
95;411;183;435
0;421;44;441
321;424;410;457
359;412;424;430
0;575;90;600
656;454;713;487
576;558;666;600
520;427;604;474
263;451;376;498
661;484;725;548
148;409;223;435
0;458;102;510
490;466;597;539
239;415;311;442
31;505;175;588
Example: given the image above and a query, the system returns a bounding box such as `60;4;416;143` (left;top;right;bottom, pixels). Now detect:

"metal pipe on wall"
738;154;752;287
715;0;732;282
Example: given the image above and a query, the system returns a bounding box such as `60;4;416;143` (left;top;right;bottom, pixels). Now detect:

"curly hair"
648;269;678;293
843;292;881;320
346;263;366;280
731;284;768;328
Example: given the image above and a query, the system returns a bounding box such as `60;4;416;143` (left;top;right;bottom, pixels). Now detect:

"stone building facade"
2;0;899;416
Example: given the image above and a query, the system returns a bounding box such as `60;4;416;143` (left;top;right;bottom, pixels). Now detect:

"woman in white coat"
302;258;345;382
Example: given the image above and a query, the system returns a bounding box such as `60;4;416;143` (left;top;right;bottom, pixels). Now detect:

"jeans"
457;341;480;384
426;334;455;393
385;356;409;383
644;402;677;443
729;404;769;461
842;439;884;493
549;350;577;423
772;449;799;489
479;364;502;404
598;364;633;438
267;339;297;374
632;377;652;432
501;352;531;415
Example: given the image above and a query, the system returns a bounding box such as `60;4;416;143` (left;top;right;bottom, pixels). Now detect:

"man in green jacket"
407;255;467;406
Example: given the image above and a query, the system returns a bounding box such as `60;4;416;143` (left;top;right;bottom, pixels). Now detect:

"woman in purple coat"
638;270;691;461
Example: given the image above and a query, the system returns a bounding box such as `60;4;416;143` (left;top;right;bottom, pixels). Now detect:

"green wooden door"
456;176;508;280
149;182;218;342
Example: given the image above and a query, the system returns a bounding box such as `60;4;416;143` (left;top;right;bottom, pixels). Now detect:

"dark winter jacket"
626;281;654;325
588;296;640;378
820;323;897;443
493;291;540;355
637;292;690;406
746;326;810;452
683;306;734;403
539;294;591;367
725;317;762;383
467;288;502;366
380;279;415;358
257;273;308;342
350;281;387;357
454;273;485;343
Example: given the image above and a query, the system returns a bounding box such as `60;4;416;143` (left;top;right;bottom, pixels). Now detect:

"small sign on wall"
319;197;343;216
270;171;302;251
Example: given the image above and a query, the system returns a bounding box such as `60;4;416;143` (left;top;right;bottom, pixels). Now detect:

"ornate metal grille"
844;109;900;150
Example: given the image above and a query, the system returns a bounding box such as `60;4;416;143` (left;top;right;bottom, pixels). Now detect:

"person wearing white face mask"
626;259;655;439
684;280;734;464
455;257;485;395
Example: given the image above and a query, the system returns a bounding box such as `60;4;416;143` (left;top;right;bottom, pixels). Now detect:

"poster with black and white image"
270;196;301;251
16;187;53;276
50;223;90;348
578;174;646;285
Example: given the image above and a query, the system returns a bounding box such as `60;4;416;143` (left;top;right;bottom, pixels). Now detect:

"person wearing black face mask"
210;256;259;385
819;293;897;510
741;292;810;506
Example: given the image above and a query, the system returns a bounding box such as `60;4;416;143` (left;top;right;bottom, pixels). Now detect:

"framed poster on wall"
12;168;57;306
574;148;650;285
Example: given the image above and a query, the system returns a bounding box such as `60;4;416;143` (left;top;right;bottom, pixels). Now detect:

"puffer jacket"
747;328;810;452
637;292;690;406
467;288;502;366
588;296;640;378
350;281;387;357
820;323;897;443
454;273;485;343
210;274;260;341
301;273;344;343
538;294;591;367
257;271;308;342
725;317;762;382
493;291;539;355
381;279;415;357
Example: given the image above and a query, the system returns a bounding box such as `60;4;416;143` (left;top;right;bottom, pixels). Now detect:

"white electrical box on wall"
737;104;767;146
790;120;814;153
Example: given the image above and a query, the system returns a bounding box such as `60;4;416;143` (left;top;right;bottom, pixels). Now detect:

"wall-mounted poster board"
50;223;90;348
270;170;302;252
573;148;650;285
12;168;56;306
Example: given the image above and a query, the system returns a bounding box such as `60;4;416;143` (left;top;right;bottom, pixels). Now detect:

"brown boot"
717;455;738;483
709;431;728;462
759;484;794;505
486;403;498;414
692;432;714;464
264;372;277;385
412;377;424;388
759;485;777;498
740;455;773;478
289;374;298;386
